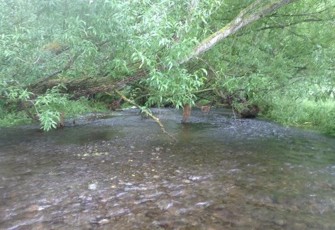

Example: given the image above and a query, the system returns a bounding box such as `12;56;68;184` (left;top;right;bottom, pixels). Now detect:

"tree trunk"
182;104;192;123
183;0;297;63
29;70;148;98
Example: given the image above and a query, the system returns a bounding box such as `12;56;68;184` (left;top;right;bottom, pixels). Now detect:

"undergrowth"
0;98;107;128
262;98;335;136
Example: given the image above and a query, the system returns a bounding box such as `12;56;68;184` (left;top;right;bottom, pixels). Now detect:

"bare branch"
114;90;176;141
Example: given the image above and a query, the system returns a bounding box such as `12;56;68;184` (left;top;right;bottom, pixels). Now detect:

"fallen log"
28;70;148;98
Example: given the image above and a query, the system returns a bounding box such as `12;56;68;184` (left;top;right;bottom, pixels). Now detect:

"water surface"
0;109;334;229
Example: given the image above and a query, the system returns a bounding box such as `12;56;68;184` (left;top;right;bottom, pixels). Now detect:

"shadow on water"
0;108;335;229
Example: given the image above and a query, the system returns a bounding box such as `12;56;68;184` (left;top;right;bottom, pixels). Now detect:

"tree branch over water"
183;0;297;63
114;90;176;142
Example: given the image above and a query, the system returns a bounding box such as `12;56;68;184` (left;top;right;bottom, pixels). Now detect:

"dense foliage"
0;0;334;135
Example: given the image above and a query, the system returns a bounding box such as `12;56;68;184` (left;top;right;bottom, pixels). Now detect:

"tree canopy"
0;0;334;134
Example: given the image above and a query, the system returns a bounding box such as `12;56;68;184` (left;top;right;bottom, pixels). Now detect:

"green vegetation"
0;0;334;135
266;98;335;135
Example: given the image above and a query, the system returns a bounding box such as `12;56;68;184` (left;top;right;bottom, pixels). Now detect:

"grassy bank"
262;98;335;136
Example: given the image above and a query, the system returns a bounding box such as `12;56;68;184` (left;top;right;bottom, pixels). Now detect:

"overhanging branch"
114;90;176;141
182;0;297;63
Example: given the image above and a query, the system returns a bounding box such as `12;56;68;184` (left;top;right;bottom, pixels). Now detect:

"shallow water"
0;108;334;229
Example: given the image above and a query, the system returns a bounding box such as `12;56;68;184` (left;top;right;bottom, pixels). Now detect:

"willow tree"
1;0;334;133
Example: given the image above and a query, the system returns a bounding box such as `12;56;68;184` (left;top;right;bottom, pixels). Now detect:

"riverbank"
1;99;334;137
260;98;335;137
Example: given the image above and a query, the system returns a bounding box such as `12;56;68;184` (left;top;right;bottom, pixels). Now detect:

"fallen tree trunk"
28;70;148;98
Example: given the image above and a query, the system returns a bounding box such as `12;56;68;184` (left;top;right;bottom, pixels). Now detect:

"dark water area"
0;108;334;229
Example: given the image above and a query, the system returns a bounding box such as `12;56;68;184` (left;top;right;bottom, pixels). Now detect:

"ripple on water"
0;109;335;229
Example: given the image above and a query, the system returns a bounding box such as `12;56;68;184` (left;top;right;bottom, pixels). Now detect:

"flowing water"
0;108;334;230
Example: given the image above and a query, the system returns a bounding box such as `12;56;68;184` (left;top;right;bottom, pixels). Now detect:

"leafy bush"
0;83;67;131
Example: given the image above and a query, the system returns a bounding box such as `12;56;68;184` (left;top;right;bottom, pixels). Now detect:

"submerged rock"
88;183;97;190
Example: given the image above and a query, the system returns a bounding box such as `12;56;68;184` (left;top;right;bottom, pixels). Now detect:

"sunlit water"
0;109;334;229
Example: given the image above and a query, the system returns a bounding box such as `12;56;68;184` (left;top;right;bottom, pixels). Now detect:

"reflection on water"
0;109;334;229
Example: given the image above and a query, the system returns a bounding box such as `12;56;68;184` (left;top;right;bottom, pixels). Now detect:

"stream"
0;108;334;229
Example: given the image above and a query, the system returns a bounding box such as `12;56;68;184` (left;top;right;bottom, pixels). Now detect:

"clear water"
0;109;334;229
